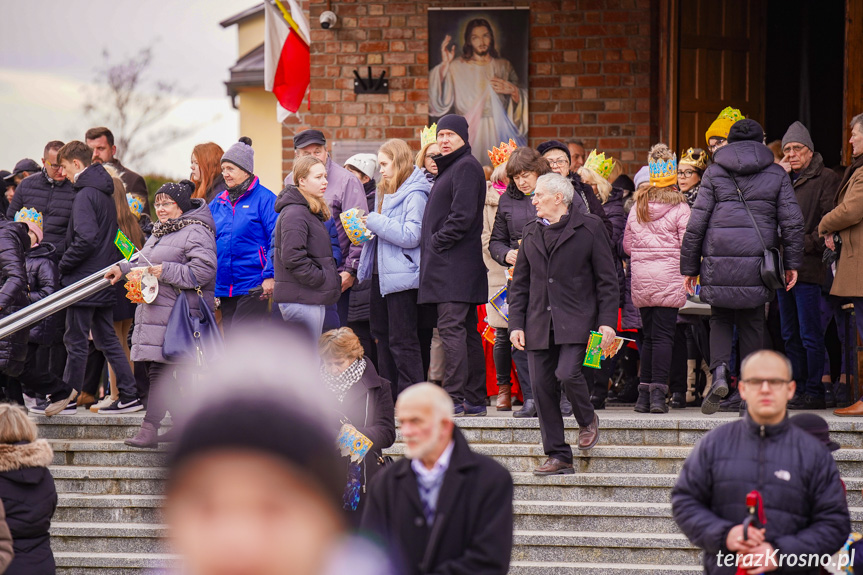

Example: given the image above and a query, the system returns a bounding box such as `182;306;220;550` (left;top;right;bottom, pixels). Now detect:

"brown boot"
834;400;863;417
578;414;600;451
496;385;512;411
76;392;97;407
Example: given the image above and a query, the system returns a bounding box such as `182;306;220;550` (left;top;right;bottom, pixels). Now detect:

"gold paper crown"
488;139;518;168
649;153;678;187
679;148;708;171
420;123;437;147
14;207;43;229
584;150;614;180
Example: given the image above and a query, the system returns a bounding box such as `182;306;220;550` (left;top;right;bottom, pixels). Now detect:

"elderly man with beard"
362;383;513;575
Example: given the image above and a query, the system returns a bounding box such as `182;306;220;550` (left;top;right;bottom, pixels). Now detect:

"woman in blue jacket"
358;139;431;398
209;137;278;332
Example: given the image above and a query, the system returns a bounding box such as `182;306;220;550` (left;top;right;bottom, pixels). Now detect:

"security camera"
320;11;337;29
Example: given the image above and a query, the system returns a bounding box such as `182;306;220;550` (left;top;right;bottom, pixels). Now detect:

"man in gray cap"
286;129;368;326
776;121;841;411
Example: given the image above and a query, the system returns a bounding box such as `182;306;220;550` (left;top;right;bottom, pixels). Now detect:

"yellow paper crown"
649;153;678;187
584;150;614;180
705;106;745;143
488;139;518;168
679;148;708;171
420;123;437;147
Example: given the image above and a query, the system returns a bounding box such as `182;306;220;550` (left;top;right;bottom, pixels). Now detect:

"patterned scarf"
151;218;214;238
322;358;366;403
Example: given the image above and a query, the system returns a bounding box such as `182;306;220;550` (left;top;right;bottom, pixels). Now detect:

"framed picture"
428;7;529;166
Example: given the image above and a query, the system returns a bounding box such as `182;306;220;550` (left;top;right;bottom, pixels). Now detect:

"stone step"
33;413;161;441
55;494;163;523
49;440;168;467
512;531;700;564
55;552;175;574
51;466;166;495
508;562;702;574
51;522;166;554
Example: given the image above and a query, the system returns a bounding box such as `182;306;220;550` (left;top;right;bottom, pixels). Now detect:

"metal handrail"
0;256;137;340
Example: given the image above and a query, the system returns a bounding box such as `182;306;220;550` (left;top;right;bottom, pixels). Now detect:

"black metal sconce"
353;67;388;95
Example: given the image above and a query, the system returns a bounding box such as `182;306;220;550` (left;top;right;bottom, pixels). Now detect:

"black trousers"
219;295;269;334
585;357;614;400
709;306;765;371
493;328;533;400
82;340;106;396
63;306;138;401
437;302;486;406
347;320;377;370
143;362;173;427
669;324;688;394
639;307;678;385
18;343;70;398
529;332;594;464
369;277;426;399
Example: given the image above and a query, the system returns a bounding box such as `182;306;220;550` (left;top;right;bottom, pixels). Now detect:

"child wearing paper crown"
623;144;691;414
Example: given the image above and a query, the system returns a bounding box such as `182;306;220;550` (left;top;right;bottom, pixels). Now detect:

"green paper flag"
114;229;136;261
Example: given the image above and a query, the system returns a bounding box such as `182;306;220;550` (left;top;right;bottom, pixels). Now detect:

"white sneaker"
90;395;118;414
98;397;144;414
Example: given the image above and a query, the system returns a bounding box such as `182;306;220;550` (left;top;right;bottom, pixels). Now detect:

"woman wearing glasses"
677;148;710;206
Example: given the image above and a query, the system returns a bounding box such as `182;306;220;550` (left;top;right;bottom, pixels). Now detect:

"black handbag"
162;268;223;366
725;169;786;291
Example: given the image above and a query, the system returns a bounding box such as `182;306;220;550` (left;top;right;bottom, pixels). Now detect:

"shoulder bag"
724;169;786;291
162;268;223;366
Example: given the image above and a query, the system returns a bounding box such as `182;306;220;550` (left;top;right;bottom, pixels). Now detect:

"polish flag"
264;0;311;122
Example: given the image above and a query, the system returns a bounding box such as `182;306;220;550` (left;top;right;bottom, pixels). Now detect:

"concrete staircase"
34;408;863;574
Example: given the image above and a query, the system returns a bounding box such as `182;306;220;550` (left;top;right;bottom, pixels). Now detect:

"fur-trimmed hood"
640;186;687;205
0;439;53;479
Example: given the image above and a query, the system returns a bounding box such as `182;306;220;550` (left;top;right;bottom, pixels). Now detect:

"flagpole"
273;0;309;46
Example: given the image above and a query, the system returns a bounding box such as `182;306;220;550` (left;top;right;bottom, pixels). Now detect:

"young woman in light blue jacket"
358;139;431;398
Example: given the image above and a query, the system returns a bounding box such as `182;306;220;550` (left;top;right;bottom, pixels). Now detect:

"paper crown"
420;123;437;147
649;153;678;187
679;148;709;171
705;106;746;143
126;193;145;219
339;208;374;246
13;207;43;230
716;106;745;123
584;150;614;180
488;139;518;168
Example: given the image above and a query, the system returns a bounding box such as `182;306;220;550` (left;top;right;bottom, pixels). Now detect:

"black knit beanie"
155;179;194;213
727;119;765;143
437;114;470;145
536;140;571;162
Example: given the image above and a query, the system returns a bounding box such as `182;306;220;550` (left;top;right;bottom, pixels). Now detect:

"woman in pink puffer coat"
623;144;691;415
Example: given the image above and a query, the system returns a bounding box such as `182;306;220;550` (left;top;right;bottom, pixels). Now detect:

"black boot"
634;384;650;413
560;394;573;417
701;364;729;415
513;399;537;418
125;422;158;449
650;384;669;413
670;392;686;409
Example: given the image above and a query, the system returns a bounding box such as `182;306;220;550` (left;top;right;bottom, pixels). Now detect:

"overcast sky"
1;1;260;179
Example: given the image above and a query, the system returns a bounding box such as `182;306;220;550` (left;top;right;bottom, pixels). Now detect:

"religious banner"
427;7;529;167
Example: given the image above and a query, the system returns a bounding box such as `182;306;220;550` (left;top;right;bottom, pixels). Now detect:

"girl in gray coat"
105;180;217;448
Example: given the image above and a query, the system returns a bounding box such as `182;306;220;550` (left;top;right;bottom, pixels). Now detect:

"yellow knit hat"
705;107;745;145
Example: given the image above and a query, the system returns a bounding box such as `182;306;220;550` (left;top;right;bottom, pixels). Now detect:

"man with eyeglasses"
6;141;74;261
672;349;849;575
775;122;841;411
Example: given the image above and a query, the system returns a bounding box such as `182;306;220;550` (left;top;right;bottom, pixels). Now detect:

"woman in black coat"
681;119;805;414
0;221;31;381
0;404;58;575
273;156;342;339
319;327;395;523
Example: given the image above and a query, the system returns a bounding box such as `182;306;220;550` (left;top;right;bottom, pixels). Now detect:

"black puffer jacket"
272;185;341;306
59;164;122;307
0;222;31;377
348;179;377;323
680;141;805;309
0;440;57;575
671;414;849;575
603;187;627;306
6;170;74;260
25;243;61;345
488;182;541;266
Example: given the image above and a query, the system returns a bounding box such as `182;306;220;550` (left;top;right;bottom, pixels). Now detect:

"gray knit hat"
782;121;814;152
221;136;254;174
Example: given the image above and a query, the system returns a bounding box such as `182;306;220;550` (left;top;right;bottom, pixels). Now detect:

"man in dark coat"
775;122;841;411
418;114;488;415
671;350;849;575
681;119;805;415
85;127;149;212
6;141;74;260
508;173;620;473
55;141;143;415
362;383;513;575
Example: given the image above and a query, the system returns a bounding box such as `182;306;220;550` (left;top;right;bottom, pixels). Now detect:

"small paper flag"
114;229;137;261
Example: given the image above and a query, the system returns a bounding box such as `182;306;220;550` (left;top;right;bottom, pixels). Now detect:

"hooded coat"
680;141;805;309
6;170;74;259
58;163;122;307
272;185;341;306
418;145;488;305
119;199;217;364
359;167;431;296
24;243;61;345
0;222;31;376
818;156;863;297
623;189;691;309
0;439;57;575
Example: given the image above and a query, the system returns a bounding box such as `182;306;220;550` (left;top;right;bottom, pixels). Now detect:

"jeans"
369;277;425;398
821;295;847;375
709;306;765;371
776;283;825;397
437;302;486;406
493;327;532;401
143;362;173;428
639;307;679;385
63;306;138;401
278;303;326;341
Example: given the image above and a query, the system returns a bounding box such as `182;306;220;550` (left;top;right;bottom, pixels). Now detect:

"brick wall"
282;0;654;178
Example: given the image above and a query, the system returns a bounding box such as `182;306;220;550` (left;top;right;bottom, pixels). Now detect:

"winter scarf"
683;183;701;207
322;358;366;403
227;175;253;205
151;218;215;239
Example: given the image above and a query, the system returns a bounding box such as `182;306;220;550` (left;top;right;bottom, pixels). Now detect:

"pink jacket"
623;190;691;309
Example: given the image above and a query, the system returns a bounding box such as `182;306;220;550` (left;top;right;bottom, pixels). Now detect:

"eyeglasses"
740;378;790;389
708;138;727;152
547;158;570;168
154;201;177;209
783;144;808;154
677;169;697;178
